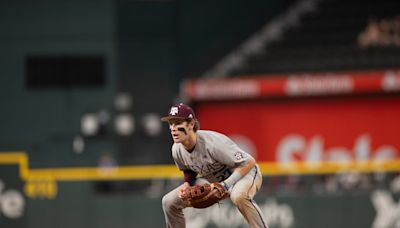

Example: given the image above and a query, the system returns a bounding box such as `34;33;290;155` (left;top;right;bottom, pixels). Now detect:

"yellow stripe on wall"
1;152;400;182
258;160;400;175
29;165;182;181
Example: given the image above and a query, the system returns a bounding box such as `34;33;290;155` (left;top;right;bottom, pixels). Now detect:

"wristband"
222;171;242;189
221;181;229;190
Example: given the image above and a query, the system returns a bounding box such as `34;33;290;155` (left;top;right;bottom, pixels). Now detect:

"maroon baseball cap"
161;103;196;121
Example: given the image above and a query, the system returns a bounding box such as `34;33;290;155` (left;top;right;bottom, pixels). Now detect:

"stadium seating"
230;0;400;75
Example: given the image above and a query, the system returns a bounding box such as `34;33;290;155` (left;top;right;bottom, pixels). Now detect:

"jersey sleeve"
171;144;187;171
209;133;251;168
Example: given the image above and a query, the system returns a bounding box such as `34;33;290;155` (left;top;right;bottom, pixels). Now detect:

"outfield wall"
1;160;400;228
1;178;399;228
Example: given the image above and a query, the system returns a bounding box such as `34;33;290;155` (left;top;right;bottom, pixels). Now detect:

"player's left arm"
221;157;255;190
210;132;257;190
233;156;255;176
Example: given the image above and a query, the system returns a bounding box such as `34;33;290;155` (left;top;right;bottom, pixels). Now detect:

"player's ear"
188;119;195;130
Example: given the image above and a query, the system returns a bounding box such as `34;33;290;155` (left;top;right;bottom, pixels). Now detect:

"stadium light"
114;93;132;111
114;114;135;136
142;113;162;137
81;113;99;136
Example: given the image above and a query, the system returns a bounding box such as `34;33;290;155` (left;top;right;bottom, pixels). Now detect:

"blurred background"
1;0;400;227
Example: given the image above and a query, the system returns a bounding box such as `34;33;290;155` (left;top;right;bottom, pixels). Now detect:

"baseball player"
161;103;268;228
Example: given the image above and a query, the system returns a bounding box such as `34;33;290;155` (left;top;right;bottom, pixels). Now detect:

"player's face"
168;119;190;143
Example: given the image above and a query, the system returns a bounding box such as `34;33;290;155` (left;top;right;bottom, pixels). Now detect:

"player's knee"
230;192;249;206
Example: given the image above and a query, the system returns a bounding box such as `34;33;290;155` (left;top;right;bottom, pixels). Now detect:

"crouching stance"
161;103;268;228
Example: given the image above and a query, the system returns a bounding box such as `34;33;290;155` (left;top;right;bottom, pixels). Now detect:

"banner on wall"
183;69;400;101
196;97;400;163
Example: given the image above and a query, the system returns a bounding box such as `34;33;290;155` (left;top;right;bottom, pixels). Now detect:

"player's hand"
177;182;190;200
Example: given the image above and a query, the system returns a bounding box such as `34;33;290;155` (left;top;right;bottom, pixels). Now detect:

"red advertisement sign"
183;69;400;101
196;97;400;162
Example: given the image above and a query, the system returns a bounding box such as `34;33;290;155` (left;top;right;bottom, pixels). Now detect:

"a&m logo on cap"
170;107;179;115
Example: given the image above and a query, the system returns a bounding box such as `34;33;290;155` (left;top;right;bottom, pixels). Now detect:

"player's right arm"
177;182;190;200
178;169;197;199
172;145;198;199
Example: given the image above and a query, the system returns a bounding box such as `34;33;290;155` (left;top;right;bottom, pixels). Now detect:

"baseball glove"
184;182;229;208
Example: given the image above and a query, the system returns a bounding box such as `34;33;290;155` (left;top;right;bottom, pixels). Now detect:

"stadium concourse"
1;0;400;228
